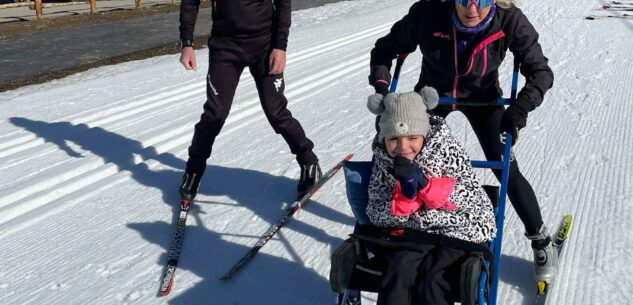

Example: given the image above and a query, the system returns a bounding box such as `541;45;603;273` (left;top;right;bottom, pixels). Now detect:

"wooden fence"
0;0;179;20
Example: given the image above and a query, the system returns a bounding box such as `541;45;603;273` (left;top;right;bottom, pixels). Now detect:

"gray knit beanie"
367;87;439;141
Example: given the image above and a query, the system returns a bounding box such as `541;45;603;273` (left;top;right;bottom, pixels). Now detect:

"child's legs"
413;247;467;305
377;246;432;305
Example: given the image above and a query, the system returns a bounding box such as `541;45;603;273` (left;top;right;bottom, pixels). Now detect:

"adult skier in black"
177;0;321;201
367;0;557;284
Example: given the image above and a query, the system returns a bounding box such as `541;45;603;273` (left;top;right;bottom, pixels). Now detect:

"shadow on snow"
10;116;354;304
10;116;536;303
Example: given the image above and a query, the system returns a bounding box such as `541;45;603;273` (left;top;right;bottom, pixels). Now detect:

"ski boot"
526;224;559;283
297;162;322;199
178;172;202;209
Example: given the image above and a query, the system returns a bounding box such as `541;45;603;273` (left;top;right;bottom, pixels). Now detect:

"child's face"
384;135;425;160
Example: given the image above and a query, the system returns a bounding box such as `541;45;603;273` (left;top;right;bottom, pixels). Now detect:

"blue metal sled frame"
343;54;522;305
457;58;520;305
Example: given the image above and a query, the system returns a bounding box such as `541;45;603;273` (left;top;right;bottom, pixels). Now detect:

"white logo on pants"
207;74;219;96
274;78;283;92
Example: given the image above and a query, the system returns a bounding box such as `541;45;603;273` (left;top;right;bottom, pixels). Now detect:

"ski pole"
389;53;409;92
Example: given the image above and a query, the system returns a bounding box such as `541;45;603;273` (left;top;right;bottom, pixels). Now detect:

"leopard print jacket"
365;115;497;244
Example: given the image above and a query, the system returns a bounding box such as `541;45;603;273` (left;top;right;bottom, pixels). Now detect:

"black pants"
378;246;466;305
432;105;543;234
186;36;316;174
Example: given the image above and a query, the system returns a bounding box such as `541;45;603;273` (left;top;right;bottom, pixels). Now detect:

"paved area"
0;0;178;23
0;0;345;91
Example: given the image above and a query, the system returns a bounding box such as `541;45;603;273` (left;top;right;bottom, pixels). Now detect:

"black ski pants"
186;36;315;174
432;105;543;234
377;245;466;305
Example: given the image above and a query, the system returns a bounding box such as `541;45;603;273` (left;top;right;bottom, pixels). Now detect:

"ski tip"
344;153;354;161
586;15;598;20
558;214;574;240
536;281;548;295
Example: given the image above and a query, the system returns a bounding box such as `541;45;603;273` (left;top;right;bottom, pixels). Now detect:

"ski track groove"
582;164;604;305
0;84;204;159
524;23;633;297
0;79;201;145
553;67;613;303
0;33;377;164
0;21;392;154
566;162;593;305
0;90;205;167
0;20;394;159
0;23;391;230
0;161;133;239
0;58;366;237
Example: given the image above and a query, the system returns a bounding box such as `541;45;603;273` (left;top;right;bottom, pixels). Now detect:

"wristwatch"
179;39;193;49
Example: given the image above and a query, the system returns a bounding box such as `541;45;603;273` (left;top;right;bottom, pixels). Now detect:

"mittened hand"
366;77;389;111
499;104;528;146
392;156;428;199
374;80;389;95
418;177;457;211
391;181;424;216
389;157;457;215
368;65;391;94
392;156;418;179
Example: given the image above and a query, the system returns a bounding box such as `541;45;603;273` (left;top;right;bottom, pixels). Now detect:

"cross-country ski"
219;154;353;281
598;6;633;11
586;13;633;19
533;214;574;305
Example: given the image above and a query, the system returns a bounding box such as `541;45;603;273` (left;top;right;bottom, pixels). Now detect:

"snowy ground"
1;0;632;304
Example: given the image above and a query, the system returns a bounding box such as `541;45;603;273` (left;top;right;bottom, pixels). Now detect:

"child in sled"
365;88;497;305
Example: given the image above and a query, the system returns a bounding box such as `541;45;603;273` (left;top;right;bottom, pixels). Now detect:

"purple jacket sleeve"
272;0;291;50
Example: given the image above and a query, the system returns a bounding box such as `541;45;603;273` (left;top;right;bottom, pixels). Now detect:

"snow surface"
1;0;632;304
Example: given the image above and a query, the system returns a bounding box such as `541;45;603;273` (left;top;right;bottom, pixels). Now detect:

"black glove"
499;104;528;146
374;81;389;95
369;65;391;95
391;156;428;199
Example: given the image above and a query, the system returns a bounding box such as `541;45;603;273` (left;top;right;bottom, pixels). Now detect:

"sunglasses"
455;0;494;9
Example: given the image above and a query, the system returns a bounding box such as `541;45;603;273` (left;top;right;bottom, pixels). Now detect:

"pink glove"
391;181;424;216
418;177;458;210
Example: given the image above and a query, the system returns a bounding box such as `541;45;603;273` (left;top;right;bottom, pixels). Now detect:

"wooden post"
89;0;96;13
35;0;43;19
135;0;141;9
0;2;35;9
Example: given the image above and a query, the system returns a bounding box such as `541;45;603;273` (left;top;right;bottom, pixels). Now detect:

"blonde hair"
496;0;514;9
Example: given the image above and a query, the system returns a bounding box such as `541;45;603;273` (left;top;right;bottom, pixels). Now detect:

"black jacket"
370;1;553;112
179;0;291;50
